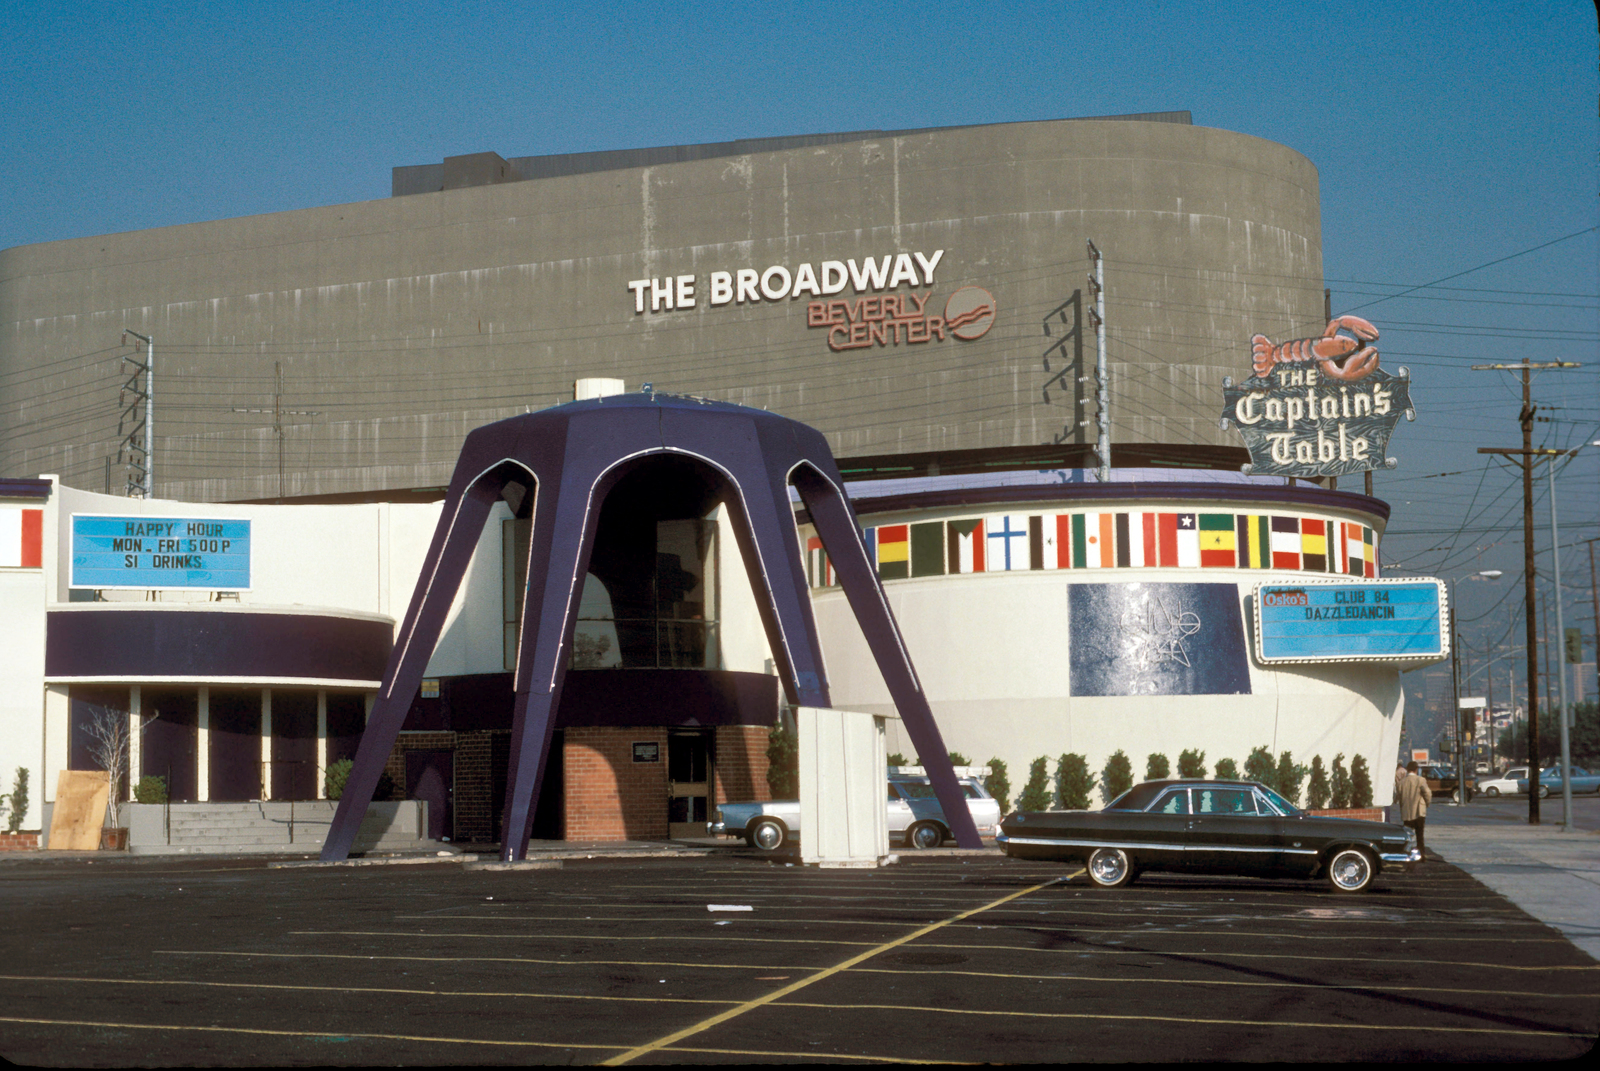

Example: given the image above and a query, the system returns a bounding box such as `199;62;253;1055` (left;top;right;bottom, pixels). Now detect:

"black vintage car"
997;779;1419;893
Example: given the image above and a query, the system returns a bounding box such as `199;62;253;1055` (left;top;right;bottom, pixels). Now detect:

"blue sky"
3;0;1596;712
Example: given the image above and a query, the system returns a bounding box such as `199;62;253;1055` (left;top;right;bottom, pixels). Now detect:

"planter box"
100;828;129;851
1307;807;1384;822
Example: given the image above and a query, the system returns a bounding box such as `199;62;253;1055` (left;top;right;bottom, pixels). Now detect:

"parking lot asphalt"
1;845;1595;1065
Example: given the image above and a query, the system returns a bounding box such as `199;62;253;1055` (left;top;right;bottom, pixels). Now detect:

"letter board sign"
1252;578;1446;664
71;514;251;590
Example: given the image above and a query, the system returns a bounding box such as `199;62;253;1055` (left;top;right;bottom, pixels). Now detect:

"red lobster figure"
1251;315;1380;382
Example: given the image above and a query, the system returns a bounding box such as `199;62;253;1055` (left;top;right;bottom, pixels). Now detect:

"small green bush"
766;726;799;799
1244;746;1276;791
324;759;354;801
985;758;1011;812
1146;753;1171;780
1330;754;1352;809
1275;751;1308;807
1307;756;1331;810
887;752;909;768
1214;757;1240;780
947;751;971;768
1177;749;1207;778
1056;753;1093;809
1101;750;1133;805
1017;757;1052;811
6;767;28;833
133;775;168;805
1350;755;1373;808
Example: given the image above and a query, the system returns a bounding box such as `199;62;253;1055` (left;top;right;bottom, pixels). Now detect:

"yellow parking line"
600;874;1069;1067
846;966;1600;997
287;929;883;948
903;941;1600;971
765;1000;1588;1038
0;973;735;1006
0;1015;621;1053
158;949;820;971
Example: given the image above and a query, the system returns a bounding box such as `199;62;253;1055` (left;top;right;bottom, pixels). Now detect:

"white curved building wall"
814;573;1403;805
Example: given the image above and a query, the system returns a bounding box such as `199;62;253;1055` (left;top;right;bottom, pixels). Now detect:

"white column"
196;687;210;802
260;688;273;801
43;685;69;803
316;692;328;799
128;686;142;784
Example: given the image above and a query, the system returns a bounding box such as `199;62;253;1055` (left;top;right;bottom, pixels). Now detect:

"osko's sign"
626;249;995;350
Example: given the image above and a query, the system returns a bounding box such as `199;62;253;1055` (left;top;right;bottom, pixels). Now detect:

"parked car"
1421;764;1474;803
1477;767;1529;797
710;771;1002;851
1516;766;1600;798
997;779;1418;893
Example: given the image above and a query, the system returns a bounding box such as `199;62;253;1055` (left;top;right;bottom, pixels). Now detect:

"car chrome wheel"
1086;847;1134;888
1485;786;1499;797
1327;848;1374;893
1538;785;1550;799
748;819;786;852
907;822;944;850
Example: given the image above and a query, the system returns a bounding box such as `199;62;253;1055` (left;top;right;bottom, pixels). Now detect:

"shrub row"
1007;747;1376;811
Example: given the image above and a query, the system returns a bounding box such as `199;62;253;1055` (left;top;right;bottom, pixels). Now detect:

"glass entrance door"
667;730;711;840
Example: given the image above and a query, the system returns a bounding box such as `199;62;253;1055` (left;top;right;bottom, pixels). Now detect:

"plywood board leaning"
48;770;110;850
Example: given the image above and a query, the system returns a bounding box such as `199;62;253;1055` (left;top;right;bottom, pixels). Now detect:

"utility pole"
1087;240;1109;483
231;361;320;501
1473;359;1580;823
118;330;153;497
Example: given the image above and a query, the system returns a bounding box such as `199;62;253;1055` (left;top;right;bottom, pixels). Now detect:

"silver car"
710;773;1002;851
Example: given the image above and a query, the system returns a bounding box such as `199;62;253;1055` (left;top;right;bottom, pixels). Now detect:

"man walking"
1398;760;1432;859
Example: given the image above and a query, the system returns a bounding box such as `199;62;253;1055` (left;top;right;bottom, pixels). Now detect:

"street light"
1544;440;1598;833
1450;570;1503;804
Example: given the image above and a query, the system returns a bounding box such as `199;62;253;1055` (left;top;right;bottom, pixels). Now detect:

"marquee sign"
626;249;996;351
71;514;251;590
1252;578;1446;664
1220;316;1414;478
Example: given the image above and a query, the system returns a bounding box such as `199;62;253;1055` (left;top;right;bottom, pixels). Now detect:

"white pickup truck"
709;767;1002;851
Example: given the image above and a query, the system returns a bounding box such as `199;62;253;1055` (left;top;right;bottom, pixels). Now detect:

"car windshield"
1254;784;1301;815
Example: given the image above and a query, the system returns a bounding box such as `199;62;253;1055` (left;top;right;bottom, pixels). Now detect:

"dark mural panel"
141;689;198;801
1068;582;1252;697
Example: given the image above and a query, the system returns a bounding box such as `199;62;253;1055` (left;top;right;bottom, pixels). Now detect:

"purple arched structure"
321;391;980;861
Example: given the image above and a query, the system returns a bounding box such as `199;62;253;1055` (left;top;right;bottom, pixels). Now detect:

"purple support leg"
795;467;983;849
321;476;502;861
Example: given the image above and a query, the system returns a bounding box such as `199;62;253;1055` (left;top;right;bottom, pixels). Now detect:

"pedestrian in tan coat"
1398;760;1432;857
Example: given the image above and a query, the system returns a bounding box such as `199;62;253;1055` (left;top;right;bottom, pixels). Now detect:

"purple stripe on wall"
46;611;392;681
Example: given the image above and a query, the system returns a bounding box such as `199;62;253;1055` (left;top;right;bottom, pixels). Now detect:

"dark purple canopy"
321;391;979;861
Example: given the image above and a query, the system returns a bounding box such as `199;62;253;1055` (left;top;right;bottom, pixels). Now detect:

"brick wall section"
564;727;668;841
0;833;39;851
1308;807;1385;822
713;725;773;805
451;731;496;843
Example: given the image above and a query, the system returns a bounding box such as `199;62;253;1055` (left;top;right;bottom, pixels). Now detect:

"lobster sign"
1220;316;1414;479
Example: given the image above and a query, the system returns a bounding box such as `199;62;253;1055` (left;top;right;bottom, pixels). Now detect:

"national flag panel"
1301;518;1327;572
1175;513;1199;567
948;519;985;573
986;514;1032;571
878;523;910;580
910;522;945;577
0;508;43;568
806;536;833;588
1198;513;1236;567
1270;515;1301;569
1234;514;1270;568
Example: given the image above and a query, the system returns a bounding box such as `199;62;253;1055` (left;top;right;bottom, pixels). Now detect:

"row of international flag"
806;512;1377;587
